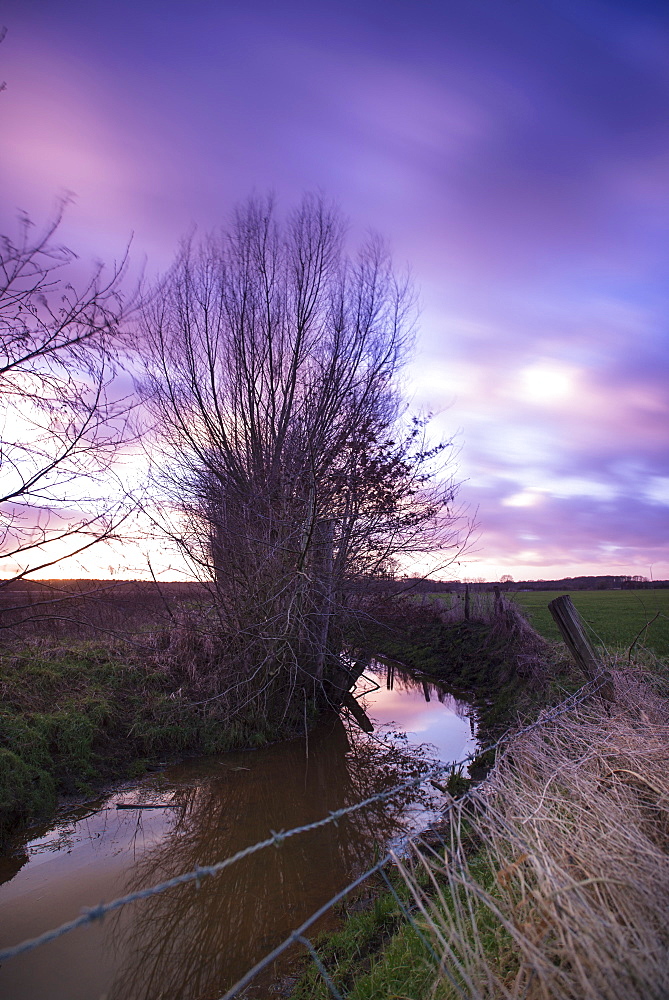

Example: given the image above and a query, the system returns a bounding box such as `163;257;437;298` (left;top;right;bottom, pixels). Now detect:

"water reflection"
0;718;440;1000
374;657;472;716
360;659;478;761
0;666;476;1000
105;716;436;1000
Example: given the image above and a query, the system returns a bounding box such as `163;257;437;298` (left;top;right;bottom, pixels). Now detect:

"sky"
1;0;668;582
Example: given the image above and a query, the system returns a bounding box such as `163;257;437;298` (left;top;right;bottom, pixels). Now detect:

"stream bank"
293;665;669;1000
0;641;302;846
358;604;556;735
1;602;523;845
0;661;478;1000
0;595;575;999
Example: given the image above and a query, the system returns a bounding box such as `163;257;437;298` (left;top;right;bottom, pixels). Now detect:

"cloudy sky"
2;0;668;581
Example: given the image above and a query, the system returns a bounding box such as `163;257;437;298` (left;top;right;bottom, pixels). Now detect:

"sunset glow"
1;0;668;582
518;364;577;405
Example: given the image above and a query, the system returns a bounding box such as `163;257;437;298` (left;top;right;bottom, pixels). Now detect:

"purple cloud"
1;0;668;579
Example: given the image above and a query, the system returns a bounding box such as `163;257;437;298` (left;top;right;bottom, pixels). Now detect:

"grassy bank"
293;661;669;999
0;640;283;844
0;583;555;849
290;863;448;999
358;594;570;733
6;587;667;997
291;596;669;998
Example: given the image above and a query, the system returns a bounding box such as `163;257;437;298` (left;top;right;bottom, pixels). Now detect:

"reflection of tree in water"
372;658;475;721
106;713;436;1000
0;797;113;889
0;849;28;887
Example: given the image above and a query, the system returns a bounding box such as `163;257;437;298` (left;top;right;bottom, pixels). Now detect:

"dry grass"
396;669;669;999
0;579;201;647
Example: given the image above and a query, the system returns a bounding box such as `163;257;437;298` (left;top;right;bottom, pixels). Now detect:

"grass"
294;663;669;1000
291;867;442;1000
5;584;668;995
359;593;568;736
395;667;669;999
0;640;283;844
296;594;669;999
510;588;669;658
291;825;514;999
0;580;324;843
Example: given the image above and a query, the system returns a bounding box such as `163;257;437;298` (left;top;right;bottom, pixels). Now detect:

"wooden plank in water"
116;803;172;810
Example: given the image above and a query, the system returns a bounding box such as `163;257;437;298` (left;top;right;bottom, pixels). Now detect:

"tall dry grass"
396;669;669;999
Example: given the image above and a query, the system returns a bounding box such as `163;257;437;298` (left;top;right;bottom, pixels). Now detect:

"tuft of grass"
291;871;436;1000
0;747;57;832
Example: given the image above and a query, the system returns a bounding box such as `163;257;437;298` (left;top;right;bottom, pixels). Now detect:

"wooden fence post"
464;584;470;621
548;594;613;698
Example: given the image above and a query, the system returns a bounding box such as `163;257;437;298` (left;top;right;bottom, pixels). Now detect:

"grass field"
510;589;669;659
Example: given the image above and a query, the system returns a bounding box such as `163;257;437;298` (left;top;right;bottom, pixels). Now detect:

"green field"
510;589;669;659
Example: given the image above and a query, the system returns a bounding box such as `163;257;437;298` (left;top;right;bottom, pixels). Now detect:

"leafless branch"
139;194;467;724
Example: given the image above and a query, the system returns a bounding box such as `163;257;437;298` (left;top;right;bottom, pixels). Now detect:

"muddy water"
0;662;477;1000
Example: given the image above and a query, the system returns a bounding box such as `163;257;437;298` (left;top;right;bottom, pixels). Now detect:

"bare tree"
0;206;132;589
140;195;463;726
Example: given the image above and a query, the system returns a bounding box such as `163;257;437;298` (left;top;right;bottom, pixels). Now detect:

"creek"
0;660;478;999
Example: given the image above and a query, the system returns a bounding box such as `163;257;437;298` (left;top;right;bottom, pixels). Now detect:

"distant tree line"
397;575;668;593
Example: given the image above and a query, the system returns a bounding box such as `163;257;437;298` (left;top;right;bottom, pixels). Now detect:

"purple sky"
2;0;668;581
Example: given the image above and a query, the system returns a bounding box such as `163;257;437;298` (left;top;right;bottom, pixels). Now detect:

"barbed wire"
217;673;609;999
219;851;396;1000
0;672;607;967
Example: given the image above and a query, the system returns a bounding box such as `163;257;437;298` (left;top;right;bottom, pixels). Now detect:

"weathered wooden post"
548;594;613;699
464;583;470;621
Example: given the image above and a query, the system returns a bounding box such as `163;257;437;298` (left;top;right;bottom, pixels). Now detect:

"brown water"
0;662;477;999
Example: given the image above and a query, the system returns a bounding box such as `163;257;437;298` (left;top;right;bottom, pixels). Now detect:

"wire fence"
0;672;609;998
218;673;608;1000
